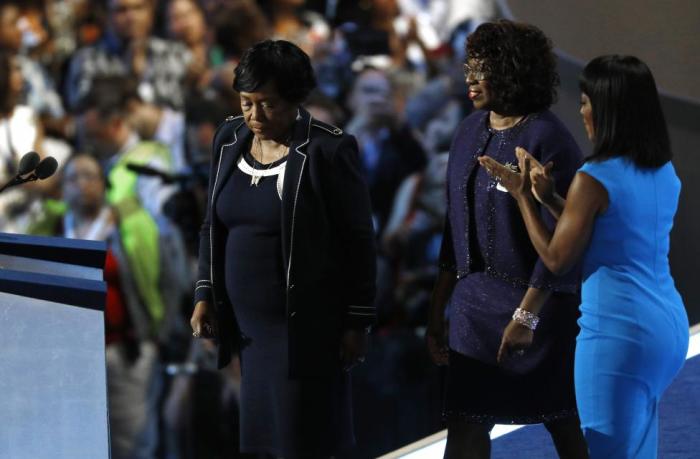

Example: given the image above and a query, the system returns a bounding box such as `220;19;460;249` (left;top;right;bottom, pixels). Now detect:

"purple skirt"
445;272;579;424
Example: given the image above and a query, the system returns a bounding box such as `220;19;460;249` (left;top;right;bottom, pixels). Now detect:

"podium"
0;233;109;459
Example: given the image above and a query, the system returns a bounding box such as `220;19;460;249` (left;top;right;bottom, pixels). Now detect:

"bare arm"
515;171;607;275
428;269;457;327
426;269;457;365
520;150;567;220
496;286;551;363
479;150;607;275
531;161;566;220
518;286;552;316
539;193;566;220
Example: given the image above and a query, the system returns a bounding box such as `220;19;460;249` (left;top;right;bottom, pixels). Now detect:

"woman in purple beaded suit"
426;21;588;458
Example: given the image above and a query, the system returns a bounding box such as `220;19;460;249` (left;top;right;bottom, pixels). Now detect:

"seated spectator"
304;89;346;126
382;152;448;325
0;50;47;233
259;0;331;57
123;79;187;173
209;0;271;105
345;66;426;236
167;0;217;93
417;98;468;157
0;1;65;119
77;75;176;220
29;153;164;459
335;0;435;75
65;0;191;111
213;0;270;65
0;0;70;140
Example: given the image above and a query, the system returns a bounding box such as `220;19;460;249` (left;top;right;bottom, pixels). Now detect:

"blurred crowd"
0;0;497;457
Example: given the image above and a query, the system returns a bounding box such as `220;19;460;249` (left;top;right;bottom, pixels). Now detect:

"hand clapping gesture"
478;147;556;205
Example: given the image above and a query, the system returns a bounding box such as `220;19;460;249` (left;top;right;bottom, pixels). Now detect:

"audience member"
30;153;165;459
345;66;426;236
0;50;46;233
65;0;191;110
78;76;176;220
167;0;216;92
0;1;66;120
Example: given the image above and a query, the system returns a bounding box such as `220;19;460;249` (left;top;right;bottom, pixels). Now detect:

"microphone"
0;153;59;194
17;151;40;175
126;163;187;184
34;157;59;180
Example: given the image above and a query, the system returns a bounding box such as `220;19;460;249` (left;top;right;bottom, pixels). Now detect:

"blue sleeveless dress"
577;157;689;458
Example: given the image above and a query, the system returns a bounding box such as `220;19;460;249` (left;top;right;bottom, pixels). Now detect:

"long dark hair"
580;55;672;168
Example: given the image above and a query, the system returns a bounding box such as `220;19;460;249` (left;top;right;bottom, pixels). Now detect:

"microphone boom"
0;153;59;194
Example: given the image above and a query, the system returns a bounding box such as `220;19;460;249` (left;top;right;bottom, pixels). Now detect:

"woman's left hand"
478;147;533;199
496;319;534;364
340;329;369;371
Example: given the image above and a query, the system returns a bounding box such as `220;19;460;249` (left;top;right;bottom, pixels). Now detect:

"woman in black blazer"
190;40;376;458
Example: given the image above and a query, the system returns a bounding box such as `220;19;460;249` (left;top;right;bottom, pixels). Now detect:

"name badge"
495;162;519;193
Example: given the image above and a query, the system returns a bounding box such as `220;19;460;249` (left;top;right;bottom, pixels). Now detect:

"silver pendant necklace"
250;136;273;186
250;135;290;187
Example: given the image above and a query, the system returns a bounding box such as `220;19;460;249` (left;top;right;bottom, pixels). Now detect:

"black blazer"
194;108;377;377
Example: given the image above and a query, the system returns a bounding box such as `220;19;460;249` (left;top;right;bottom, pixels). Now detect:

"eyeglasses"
463;63;487;81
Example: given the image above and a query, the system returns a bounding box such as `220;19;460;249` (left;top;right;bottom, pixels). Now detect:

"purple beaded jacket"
439;110;583;293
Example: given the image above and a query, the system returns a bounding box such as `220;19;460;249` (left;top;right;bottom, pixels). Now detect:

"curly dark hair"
466;20;559;115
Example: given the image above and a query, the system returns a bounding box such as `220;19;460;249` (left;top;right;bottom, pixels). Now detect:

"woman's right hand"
190;301;218;339
513;148;556;205
426;319;449;366
496;319;534;364
530;162;555;204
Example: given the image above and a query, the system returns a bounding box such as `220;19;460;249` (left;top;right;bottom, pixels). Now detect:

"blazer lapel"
281;109;312;285
212;120;250;205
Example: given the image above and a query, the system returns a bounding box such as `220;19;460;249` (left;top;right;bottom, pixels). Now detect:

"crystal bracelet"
512;307;540;330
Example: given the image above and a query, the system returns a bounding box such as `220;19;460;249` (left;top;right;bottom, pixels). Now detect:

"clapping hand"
479;147;556;204
519;148;557;205
479;148;533;199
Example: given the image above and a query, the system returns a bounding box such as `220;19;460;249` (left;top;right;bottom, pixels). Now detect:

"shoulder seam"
311;121;343;136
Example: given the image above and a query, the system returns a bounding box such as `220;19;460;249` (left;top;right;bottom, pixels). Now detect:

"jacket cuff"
194;280;213;305
344;304;376;330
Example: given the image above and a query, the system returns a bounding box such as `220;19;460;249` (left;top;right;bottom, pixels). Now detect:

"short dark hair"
77;75;137;119
466;20;558;115
62;152;109;190
63;152;105;178
233;40;316;104
580;55;671;168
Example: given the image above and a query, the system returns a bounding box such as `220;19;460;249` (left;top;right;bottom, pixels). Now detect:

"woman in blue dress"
480;55;690;458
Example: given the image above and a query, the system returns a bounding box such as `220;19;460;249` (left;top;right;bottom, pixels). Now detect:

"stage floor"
382;325;700;458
